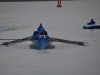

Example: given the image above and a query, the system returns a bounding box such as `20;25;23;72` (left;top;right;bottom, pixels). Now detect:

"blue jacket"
45;35;50;40
37;26;45;34
33;34;39;40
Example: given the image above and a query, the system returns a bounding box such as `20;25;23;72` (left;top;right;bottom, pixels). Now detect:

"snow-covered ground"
0;0;100;75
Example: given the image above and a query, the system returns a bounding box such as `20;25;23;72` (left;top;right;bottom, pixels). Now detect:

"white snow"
0;0;100;75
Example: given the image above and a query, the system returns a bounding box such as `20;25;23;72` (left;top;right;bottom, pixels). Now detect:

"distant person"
87;19;95;25
37;23;45;34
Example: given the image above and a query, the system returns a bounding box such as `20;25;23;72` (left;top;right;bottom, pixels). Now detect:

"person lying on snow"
37;23;45;34
87;19;95;25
